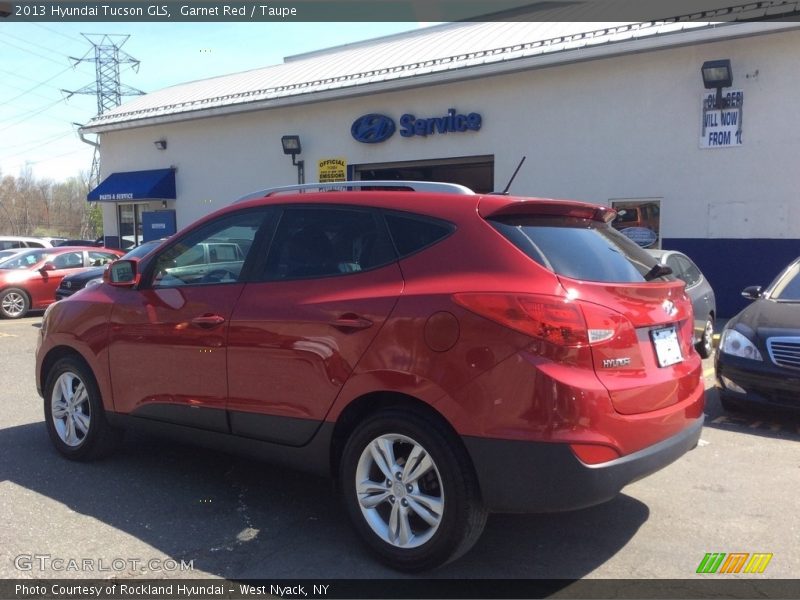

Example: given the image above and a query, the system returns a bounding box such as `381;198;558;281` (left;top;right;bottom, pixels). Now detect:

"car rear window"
384;212;454;259
490;216;662;283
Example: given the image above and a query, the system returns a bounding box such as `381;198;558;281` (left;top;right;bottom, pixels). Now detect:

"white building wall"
97;28;800;316
100;29;800;239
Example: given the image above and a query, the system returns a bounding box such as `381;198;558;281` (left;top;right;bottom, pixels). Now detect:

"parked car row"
55;240;163;301
0;246;124;318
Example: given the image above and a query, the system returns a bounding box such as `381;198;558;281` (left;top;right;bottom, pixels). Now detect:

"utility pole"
63;34;144;186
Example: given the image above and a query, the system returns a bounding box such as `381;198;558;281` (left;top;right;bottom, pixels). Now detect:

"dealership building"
83;11;800;317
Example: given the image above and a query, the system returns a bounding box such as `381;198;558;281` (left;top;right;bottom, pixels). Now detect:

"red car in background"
36;181;704;571
0;246;123;318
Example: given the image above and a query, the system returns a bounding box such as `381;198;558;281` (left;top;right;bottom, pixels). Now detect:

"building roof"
83;6;799;133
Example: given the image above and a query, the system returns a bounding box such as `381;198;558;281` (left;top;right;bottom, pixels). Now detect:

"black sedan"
55;239;163;300
716;256;800;413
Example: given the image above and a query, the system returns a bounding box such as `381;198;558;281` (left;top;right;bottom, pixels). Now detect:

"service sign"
700;89;743;149
318;158;347;183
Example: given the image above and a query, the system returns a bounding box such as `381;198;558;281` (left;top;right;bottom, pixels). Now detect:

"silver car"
648;249;717;358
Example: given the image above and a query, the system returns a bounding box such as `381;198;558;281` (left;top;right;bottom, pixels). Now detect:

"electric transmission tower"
63;34;144;186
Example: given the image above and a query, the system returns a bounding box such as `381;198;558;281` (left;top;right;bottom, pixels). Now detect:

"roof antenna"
494;156;526;195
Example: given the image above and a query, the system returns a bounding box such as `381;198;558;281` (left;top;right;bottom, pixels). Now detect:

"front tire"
44;357;121;460
720;394;750;414
340;409;487;571
0;287;30;319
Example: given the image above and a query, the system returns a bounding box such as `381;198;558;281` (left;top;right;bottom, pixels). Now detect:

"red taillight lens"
453;293;589;346
453;293;635;351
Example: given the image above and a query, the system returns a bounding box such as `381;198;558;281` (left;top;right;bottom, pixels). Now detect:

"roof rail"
235;180;475;203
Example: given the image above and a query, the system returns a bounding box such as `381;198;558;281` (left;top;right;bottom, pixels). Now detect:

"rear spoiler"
478;196;617;223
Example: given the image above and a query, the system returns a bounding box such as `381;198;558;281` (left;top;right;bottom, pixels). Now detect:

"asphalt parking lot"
1;314;798;585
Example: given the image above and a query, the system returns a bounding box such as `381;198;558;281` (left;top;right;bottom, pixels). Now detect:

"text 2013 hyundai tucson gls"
36;181;704;571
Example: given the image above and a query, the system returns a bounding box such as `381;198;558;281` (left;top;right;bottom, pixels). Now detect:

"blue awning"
87;168;176;202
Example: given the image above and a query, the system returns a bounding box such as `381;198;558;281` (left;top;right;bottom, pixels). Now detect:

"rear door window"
490;216;663;283
263;207;396;281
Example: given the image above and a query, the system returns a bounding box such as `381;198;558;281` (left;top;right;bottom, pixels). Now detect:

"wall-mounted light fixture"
154;140;167;150
281;135;305;184
701;59;733;109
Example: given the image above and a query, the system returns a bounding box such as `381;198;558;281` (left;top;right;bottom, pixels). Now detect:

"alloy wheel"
1;291;26;318
50;371;92;447
355;433;444;549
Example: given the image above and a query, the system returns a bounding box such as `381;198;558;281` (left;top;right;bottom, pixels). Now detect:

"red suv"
36;181;704;571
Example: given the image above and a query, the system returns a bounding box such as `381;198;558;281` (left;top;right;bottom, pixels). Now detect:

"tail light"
452;293;629;348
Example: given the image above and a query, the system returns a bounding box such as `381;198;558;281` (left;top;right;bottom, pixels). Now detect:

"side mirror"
38;262;56;274
104;259;139;288
741;285;763;301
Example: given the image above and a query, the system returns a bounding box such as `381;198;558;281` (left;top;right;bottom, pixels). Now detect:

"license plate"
651;326;683;367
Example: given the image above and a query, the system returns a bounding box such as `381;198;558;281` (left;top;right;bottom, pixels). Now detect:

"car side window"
384;211;454;258
52;252;84;270
679;256;702;287
263;207;395;281
672;255;700;287
665;255;683;281
88;251;118;266
151;210;267;288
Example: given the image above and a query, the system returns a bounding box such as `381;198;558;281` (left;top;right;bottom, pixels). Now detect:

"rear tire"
0;287;30;319
340;409;487;572
44;357;122;461
696;316;714;359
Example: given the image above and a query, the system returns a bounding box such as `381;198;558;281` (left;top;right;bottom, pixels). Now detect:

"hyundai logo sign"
351;108;483;144
351;114;396;144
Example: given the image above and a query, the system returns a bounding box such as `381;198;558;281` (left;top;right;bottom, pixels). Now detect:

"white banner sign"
700;89;743;149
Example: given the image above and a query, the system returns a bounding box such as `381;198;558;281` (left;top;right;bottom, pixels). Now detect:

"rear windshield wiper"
644;264;673;281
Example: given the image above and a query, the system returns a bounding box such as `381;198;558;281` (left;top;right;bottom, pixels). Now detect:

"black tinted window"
385;213;453;258
264;208;395;280
771;262;800;300
491;216;661;283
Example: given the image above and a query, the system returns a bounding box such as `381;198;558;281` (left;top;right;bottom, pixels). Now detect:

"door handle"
191;314;226;329
330;314;373;331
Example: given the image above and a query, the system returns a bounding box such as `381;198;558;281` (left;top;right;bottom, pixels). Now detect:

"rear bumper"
463;414;704;513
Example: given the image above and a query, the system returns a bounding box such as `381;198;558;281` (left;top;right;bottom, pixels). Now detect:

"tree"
0;169;96;238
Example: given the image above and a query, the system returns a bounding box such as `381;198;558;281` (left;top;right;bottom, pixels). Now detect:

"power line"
0;99;65;133
32;23;83;42
0;130;75;160
0;37;73;68
3;30;84;60
0;66;73;105
0;79;56;103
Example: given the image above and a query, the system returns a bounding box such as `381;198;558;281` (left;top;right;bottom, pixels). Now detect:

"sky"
0;21;428;183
